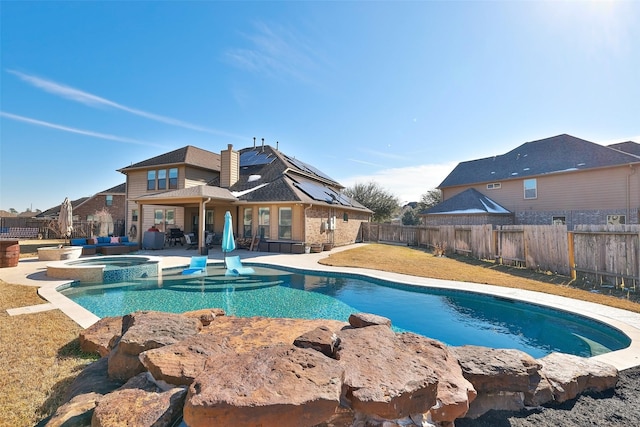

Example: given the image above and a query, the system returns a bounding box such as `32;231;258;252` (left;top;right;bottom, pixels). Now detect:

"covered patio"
133;186;238;255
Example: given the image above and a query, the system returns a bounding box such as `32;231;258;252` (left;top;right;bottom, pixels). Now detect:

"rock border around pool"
45;311;619;427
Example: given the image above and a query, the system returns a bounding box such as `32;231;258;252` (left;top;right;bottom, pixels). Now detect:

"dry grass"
0;280;96;427
320;244;640;313
2;242;639;426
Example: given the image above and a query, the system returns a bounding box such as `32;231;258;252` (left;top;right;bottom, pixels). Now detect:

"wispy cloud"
0;111;167;147
347;158;386;167
339;162;457;204
7;69;246;139
357;147;410;161
225;21;322;83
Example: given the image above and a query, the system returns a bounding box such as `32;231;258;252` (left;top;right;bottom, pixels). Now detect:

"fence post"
567;231;576;281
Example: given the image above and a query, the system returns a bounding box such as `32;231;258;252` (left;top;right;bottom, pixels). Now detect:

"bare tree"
344;181;399;223
418;189;442;212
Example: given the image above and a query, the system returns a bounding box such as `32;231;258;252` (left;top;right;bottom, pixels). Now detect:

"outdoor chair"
225;255;255;276
182;256;208;275
184;233;197;250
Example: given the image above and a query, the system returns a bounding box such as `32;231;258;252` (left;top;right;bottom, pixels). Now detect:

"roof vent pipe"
253;137;256;148
261;138;265;152
276;141;279;150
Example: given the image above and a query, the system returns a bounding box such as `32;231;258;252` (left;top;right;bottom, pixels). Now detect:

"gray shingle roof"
225;145;369;211
422;188;510;215
608;141;640;157
439;134;640;188
118;146;221;172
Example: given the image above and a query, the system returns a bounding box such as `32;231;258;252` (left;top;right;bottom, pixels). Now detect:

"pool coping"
4;246;640;371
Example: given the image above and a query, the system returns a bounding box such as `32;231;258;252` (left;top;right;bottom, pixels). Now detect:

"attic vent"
511;172;518;176
523;167;530;171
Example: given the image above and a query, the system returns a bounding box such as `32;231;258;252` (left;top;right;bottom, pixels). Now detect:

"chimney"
220;144;239;188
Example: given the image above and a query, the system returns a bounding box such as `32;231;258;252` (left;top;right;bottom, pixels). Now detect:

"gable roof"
421;188;510;215
217;145;369;211
608;141;640;157
98;182;126;194
439;134;640;189
118;145;221;172
36;197;90;218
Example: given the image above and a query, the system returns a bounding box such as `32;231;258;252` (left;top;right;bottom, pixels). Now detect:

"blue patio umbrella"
221;211;236;267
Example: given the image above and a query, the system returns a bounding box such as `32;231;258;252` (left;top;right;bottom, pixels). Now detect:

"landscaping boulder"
79;316;123;357
140;334;233;386
398;333;476;423
92;372;186;427
335;325;439;419
107;311;202;382
63;357;123;401
198;315;347;354
293;325;340;358
452;345;549;418
182;308;226;326
45;392;101;427
183;344;344;427
348;312;392;328
539;352;618;403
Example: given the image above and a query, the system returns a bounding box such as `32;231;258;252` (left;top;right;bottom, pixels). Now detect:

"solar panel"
295;181;333;203
295;181;353;206
240;149;275;167
284;154;335;182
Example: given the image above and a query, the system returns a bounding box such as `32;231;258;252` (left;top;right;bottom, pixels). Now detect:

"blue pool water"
59;264;631;358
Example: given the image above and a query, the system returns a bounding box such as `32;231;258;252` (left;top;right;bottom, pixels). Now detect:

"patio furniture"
182;256;208;275
167;228;184;246
225;256;255;276
184;233;197;250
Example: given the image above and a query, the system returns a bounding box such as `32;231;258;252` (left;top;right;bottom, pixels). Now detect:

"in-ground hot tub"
46;255;161;283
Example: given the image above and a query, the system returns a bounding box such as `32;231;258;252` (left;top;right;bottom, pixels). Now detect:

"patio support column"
137;203;144;245
198;199;206;254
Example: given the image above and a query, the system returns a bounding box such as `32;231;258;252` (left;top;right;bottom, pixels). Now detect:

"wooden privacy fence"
360;223;640;287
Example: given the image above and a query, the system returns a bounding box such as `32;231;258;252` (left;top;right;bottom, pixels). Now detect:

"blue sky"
1;1;639;212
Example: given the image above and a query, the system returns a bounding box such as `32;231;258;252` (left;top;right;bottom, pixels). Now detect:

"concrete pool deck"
2;243;640;371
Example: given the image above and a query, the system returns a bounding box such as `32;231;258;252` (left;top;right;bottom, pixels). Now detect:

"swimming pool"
59;264;631;358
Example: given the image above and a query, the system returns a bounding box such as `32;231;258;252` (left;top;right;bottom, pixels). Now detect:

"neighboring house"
117;143;371;252
422;134;640;228
37;183;126;223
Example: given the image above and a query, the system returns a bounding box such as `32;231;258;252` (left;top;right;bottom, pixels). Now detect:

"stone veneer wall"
514;208;640;229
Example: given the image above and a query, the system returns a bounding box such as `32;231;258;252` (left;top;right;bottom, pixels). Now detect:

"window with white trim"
278;207;292;239
524;179;537;199
258;207;270;239
487;183;501;190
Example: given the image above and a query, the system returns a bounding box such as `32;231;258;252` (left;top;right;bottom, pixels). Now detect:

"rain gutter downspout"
627;165;636;220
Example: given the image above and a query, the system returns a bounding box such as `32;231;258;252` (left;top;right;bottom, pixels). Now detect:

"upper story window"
158;170;167;190
169;168;178;189
147;168;178;191
524;178;537;199
105;195;113;206
487;183;501;190
147;170;156;190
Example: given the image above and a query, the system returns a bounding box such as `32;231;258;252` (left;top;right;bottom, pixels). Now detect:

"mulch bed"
457;366;640;427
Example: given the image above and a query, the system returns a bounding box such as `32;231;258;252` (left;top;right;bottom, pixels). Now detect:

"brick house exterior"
117;143;371;252
423;135;640;228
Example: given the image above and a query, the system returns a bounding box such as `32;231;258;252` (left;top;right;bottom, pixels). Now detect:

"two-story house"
37;183;127;234
117;142;371;253
422;134;640;229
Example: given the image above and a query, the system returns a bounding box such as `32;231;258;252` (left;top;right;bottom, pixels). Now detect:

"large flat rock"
183;344;344;427
335;325;439;419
